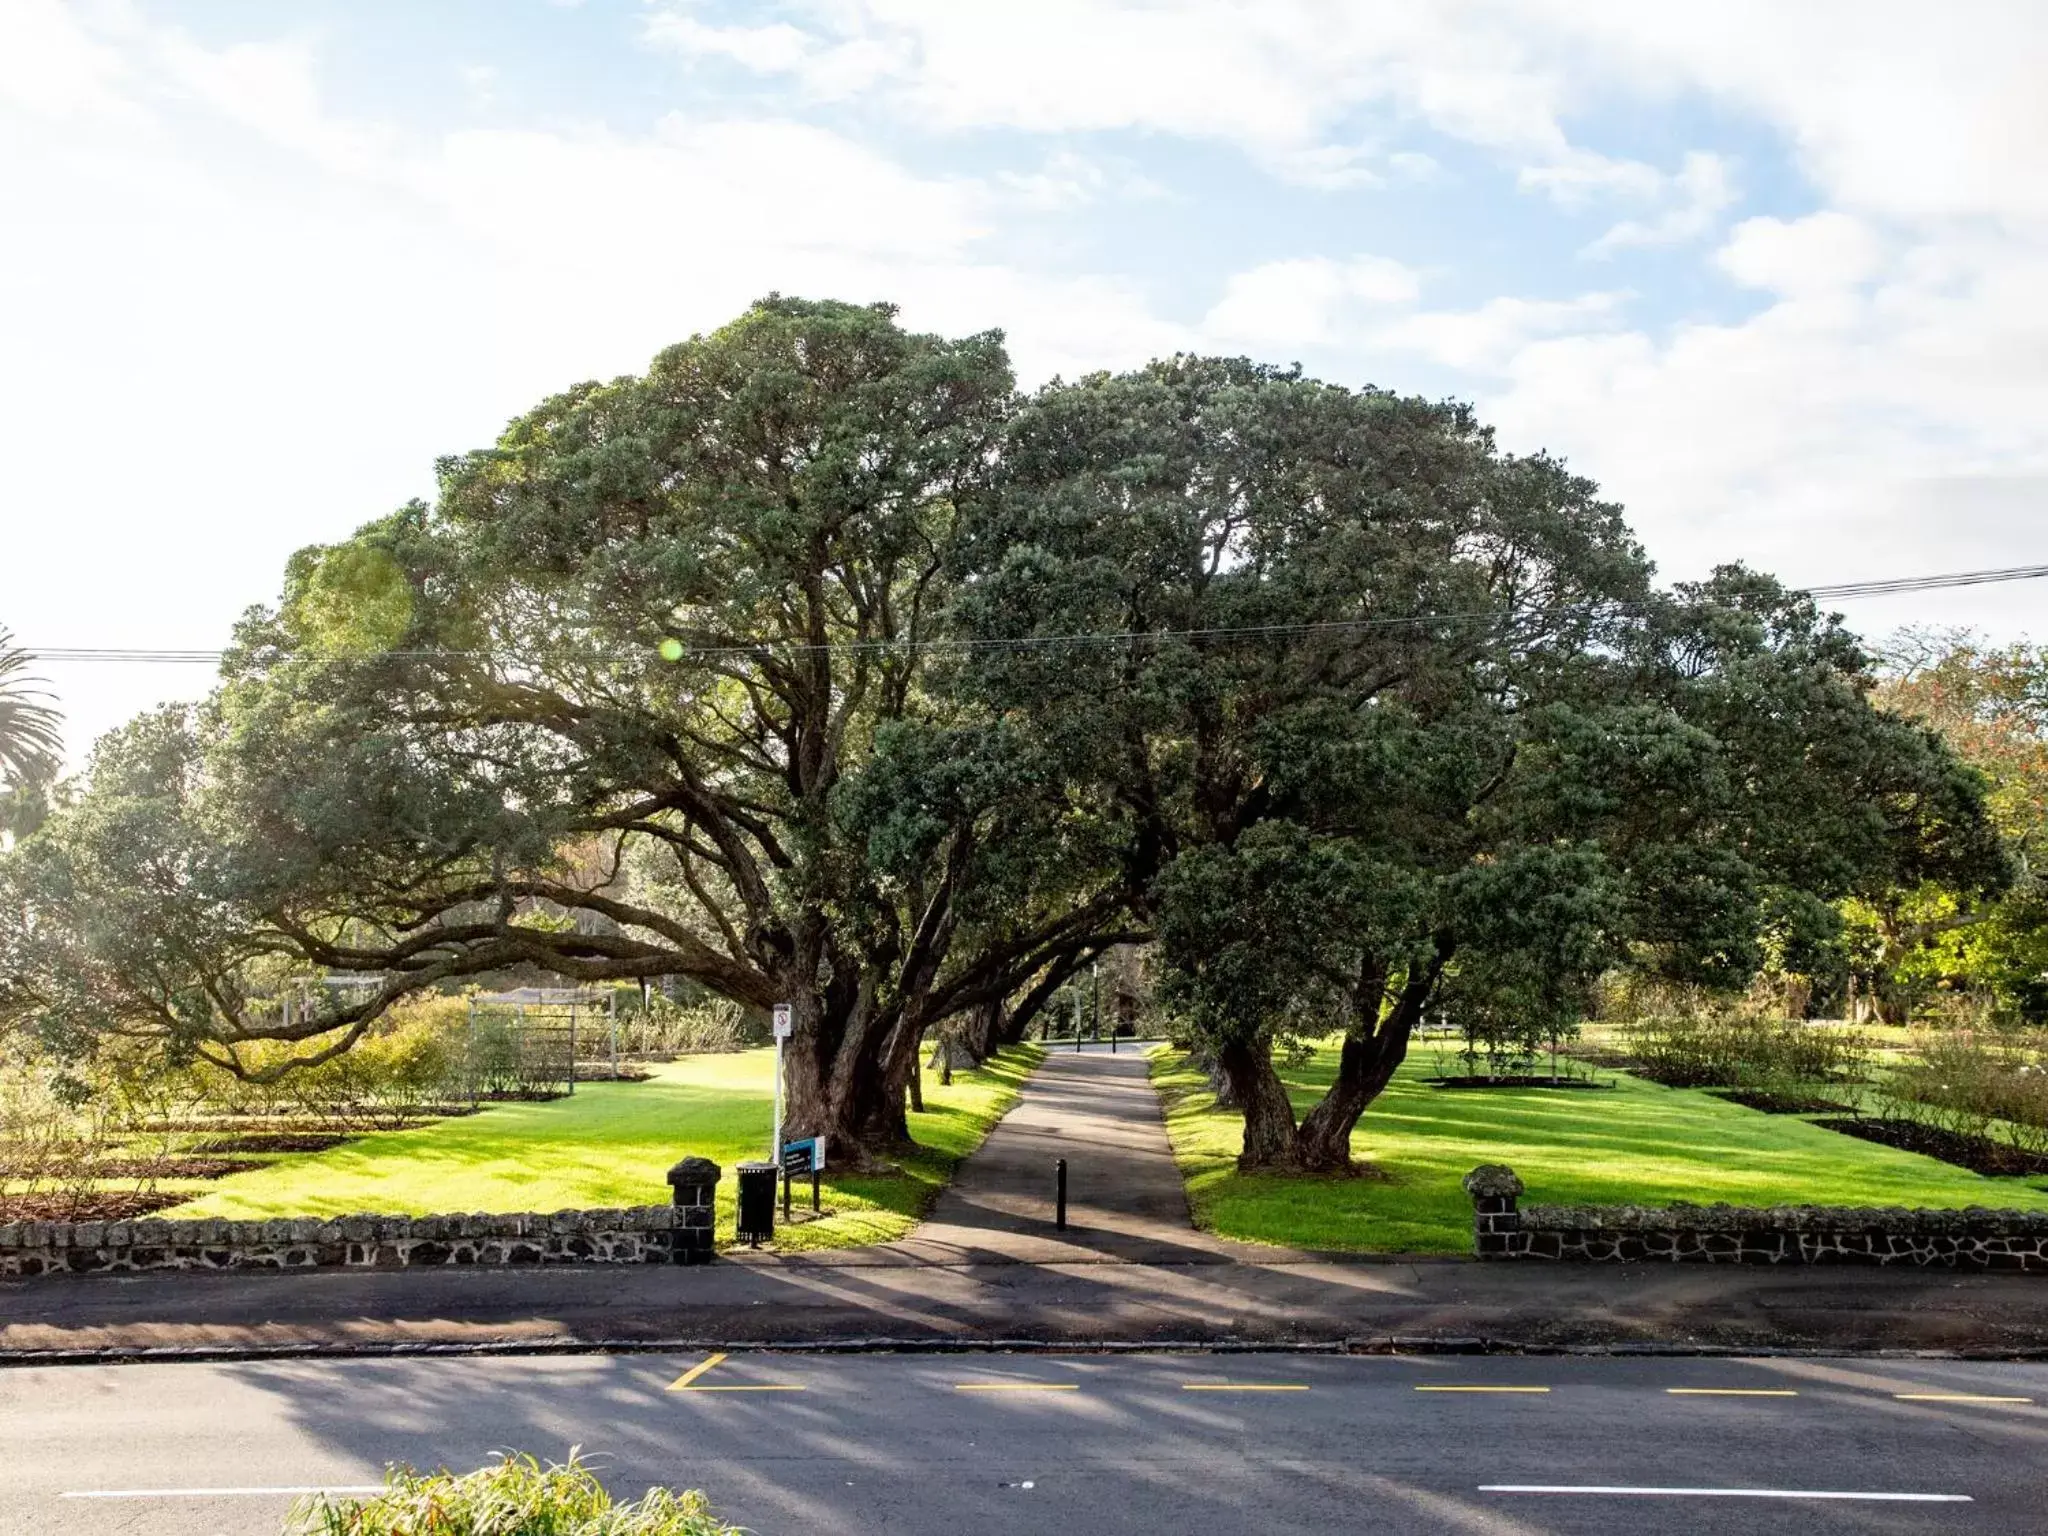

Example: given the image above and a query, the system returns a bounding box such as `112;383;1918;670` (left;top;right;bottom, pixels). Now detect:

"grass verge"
164;1044;1042;1252
1152;1041;2048;1255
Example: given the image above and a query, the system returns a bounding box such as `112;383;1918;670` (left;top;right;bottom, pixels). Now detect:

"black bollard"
1055;1157;1068;1231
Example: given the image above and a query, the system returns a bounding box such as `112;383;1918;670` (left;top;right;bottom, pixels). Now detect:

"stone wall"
1462;1164;2048;1270
0;1207;694;1276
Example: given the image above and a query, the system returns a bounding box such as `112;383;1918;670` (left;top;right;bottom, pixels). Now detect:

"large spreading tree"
947;357;2006;1169
0;300;1133;1154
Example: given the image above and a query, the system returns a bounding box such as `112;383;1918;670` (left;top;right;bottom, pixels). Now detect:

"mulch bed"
1710;1090;1856;1115
1427;1075;1613;1090
0;1190;187;1222
1812;1116;2048;1178
88;1157;257;1180
1620;1066;1732;1088
190;1133;354;1154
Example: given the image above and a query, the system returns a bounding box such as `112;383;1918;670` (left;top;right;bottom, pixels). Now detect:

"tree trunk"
1218;1038;1299;1170
962;998;1002;1061
778;984;914;1165
1291;956;1442;1172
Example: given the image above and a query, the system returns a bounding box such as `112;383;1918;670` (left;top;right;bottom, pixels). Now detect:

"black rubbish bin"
735;1160;778;1247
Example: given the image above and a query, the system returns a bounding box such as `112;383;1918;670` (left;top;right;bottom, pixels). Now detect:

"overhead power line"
1803;564;2048;600
23;561;2048;665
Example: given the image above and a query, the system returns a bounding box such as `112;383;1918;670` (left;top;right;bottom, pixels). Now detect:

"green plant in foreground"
287;1451;741;1535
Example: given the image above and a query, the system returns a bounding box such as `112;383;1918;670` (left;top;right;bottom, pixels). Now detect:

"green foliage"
1618;1010;1872;1090
280;538;416;657
1853;630;2048;1022
287;1451;739;1535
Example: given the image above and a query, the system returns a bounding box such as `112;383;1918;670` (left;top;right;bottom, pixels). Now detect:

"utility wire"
23;562;2048;665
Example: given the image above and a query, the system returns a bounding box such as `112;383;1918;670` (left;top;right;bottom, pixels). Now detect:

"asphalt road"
5;1353;2046;1535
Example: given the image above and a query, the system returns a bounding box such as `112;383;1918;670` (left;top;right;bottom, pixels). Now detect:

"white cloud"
1716;211;1885;294
641;13;906;99
995;149;1163;211
1204;256;1422;349
0;0;139;122
638;1;1588;188
1374;291;1628;374
1518;148;1665;207
1585;152;1737;253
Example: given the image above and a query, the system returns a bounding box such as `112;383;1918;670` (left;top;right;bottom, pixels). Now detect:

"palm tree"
0;627;62;789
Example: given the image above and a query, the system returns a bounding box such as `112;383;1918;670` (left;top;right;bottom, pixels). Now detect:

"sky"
4;0;2047;765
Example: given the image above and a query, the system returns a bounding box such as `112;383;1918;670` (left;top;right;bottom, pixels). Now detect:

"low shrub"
287;1451;741;1536
1877;1030;2048;1157
1618;1009;1870;1090
615;996;757;1056
0;1069;130;1213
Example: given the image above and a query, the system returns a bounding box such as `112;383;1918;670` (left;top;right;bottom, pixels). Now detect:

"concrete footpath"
7;1049;2048;1361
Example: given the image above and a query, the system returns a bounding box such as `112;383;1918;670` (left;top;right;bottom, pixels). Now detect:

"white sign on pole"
770;1002;790;1163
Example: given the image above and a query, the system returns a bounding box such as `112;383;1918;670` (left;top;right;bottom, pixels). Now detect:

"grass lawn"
163;1044;1041;1252
1152;1041;2048;1255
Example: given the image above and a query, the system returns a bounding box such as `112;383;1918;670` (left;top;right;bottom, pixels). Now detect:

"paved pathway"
888;1045;1257;1264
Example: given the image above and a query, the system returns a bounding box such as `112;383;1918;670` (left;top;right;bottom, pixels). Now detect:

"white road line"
62;1486;386;1500
1480;1486;1971;1502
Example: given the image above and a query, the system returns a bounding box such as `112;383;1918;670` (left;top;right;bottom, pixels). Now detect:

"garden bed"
0;1190;186;1222
1427;1075;1612;1090
1710;1090;1855;1115
1812;1117;2048;1178
192;1133;355;1154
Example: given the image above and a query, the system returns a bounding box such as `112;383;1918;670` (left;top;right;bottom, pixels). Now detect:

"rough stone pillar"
1463;1164;1526;1258
666;1156;722;1265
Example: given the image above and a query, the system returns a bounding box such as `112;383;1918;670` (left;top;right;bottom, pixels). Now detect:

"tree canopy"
939;357;2004;1166
0;300;2006;1165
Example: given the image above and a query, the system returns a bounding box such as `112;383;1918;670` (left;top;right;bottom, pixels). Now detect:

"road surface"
5;1351;2045;1534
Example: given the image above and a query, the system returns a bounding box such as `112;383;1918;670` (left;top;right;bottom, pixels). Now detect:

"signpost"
781;1134;825;1218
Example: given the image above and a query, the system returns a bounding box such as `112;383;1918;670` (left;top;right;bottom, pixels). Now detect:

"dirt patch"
1427;1075;1613;1090
90;1158;258;1181
190;1134;354;1155
1812;1116;2048;1177
0;1190;187;1222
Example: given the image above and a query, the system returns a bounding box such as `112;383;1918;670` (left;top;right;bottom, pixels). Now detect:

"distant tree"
951;358;2005;1169
1850;630;2048;1022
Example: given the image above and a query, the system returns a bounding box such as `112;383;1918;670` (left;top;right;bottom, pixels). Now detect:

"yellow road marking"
667;1353;729;1391
1894;1394;2032;1404
954;1382;1081;1392
666;1354;807;1393
1181;1384;1310;1392
1667;1389;1800;1397
1415;1386;1551;1394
